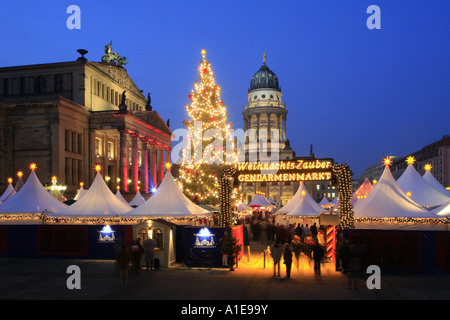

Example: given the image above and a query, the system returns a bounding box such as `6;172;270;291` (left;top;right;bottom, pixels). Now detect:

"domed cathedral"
242;52;293;159
240;53;338;206
241;53;297;205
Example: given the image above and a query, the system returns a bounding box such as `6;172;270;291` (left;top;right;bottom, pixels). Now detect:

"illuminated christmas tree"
177;50;240;206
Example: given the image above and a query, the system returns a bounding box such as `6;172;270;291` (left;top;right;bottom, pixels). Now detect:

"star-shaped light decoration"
29;163;37;171
424;164;432;172
383;157;392;166
7;178;13;184
95;164;102;172
406;156;416;165
17;171;23;178
165;162;172;170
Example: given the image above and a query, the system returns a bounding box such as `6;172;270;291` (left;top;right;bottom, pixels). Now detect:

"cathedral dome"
249;62;280;91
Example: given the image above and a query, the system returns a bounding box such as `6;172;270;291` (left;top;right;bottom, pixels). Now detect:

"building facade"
241;56;336;205
0;48;172;199
360;135;450;189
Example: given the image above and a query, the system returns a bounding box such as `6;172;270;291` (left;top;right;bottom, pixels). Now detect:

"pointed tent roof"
50;172;132;217
397;164;449;207
0;182;17;203
115;189;129;205
431;200;450;216
0;169;67;213
248;194;273;207
129;190;146;207
319;195;331;207
268;196;276;205
74;186;87;201
236;201;250;211
15;176;24;192
354;165;431;218
124;168;210;218
287;191;326;217
423;170;450;197
278;182;322;214
352;178;374;204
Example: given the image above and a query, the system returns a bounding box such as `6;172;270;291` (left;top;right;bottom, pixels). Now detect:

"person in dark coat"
283;243;293;278
312;241;324;275
116;244;131;284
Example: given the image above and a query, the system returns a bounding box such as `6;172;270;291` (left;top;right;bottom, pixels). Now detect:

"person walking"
143;237;157;271
283;243;293;278
130;239;142;274
310;223;318;239
291;235;302;269
116;244;131;284
270;241;283;277
312;241;324;275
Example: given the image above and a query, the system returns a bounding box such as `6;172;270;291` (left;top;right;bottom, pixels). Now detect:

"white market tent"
353;164;446;230
0;169;67;214
115;189;129;205
286;191;327;217
248;194;273;208
129;190;146;207
318;195;331;208
73;186;87;201
277;182;323;214
354;164;430;219
397;163;449;208
124;167;211;218
352;178;374;204
431;200;450;216
423;170;450;197
236;201;250;211
50;171;132;217
0;182;16;204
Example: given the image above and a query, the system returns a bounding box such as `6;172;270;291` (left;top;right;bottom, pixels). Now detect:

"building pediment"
89;62;145;100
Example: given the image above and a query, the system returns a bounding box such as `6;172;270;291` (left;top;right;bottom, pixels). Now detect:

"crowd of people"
113;236;157;285
239;209;328;278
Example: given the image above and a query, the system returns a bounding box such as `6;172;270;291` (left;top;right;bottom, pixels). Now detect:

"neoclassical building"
241;55;337;205
0;47;171;199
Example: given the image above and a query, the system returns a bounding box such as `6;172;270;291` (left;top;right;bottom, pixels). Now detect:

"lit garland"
178;50;241;205
332;164;355;229
218;166;237;227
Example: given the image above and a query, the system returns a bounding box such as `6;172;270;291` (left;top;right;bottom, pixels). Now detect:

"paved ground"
0;241;449;303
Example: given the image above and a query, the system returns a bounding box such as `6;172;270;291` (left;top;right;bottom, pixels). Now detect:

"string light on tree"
178;49;241;206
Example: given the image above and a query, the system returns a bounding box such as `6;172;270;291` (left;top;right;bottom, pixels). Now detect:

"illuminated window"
95;138;102;157
108;141;114;160
152;228;163;249
138;228;148;243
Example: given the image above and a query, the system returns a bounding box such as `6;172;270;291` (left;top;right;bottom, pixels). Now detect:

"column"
141;140;149;193
119;130;128;192
131;133;139;192
276;114;281;143
149;144;157;190
282;116;286;142
157;147;164;186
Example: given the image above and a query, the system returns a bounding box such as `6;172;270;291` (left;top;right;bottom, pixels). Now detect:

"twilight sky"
1;0;449;178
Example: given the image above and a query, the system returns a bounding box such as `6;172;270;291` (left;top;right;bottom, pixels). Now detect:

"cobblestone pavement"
0;241;449;301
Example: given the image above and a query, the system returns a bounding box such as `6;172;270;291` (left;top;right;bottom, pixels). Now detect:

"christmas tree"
178;50;240;206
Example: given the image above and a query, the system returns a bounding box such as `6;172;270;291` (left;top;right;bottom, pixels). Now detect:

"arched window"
138;228;148;243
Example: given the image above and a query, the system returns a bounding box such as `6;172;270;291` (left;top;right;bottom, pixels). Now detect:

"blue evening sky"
1;1;449;178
